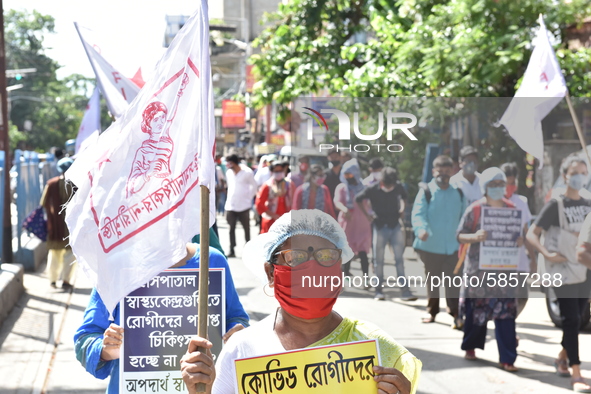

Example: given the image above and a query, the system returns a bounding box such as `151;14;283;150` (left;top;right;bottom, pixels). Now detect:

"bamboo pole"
565;92;591;166
196;185;210;393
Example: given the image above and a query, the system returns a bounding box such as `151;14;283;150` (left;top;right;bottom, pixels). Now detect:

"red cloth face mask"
505;184;517;198
273;259;342;319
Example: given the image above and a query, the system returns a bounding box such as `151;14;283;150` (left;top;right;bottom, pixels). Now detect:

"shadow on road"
0;293;59;347
408;346;574;392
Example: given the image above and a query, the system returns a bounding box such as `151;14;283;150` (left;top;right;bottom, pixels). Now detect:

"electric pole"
0;0;13;266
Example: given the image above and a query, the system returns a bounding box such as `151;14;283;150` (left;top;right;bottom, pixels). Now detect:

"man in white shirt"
225;154;258;257
450;145;482;205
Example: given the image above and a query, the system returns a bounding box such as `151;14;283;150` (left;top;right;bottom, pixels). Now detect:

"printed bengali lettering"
125;374;169;393
99;160;199;248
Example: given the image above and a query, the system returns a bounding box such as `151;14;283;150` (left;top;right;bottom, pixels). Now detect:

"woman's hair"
500;162;519;178
381;167;398;185
305;164;325;182
270;161;286;171
141;102;168;134
282;160;291;174
369;158;384;170
560;154;587;175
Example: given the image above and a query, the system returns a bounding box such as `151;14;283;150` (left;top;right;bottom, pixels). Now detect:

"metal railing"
13;150;56;253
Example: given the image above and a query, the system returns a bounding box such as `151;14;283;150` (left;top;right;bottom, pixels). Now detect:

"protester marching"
4;1;591;394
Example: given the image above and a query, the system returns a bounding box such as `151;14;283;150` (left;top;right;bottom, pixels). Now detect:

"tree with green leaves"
251;0;591;101
249;0;591;196
6;9;92;151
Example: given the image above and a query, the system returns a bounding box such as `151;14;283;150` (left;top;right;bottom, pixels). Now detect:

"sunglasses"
273;248;342;267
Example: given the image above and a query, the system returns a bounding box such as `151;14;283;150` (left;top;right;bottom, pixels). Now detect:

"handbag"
540;196;587;285
22;205;47;242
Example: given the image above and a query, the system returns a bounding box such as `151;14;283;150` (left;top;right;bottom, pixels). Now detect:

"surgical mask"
346;178;357;185
568;174;586;191
505;184;517;198
487;186;505;201
463;161;476;176
373;172;383;181
273;172;285;181
299;163;309;173
330;160;341;167
273;260;341;319
436;175;450;185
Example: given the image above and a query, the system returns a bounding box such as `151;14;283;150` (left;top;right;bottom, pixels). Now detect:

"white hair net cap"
242;209;355;284
480;167;507;195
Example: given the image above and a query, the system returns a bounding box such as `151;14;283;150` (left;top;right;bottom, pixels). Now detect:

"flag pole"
196;185;210;393
565;91;591;166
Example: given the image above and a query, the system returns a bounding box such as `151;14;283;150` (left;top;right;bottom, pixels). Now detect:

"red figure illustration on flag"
64;1;216;315
126;74;189;197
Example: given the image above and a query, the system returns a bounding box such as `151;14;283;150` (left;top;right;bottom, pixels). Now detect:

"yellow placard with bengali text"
235;340;380;394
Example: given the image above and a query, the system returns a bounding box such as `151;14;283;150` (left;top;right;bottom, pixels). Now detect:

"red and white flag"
131;68;146;89
74;22;141;119
75;86;101;155
499;15;567;166
65;0;216;315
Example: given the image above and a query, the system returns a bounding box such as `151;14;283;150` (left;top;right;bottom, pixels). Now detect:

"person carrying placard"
457;167;523;372
74;243;249;394
181;210;422;394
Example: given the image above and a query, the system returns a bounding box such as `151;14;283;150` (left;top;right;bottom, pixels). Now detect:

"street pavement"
0;213;589;393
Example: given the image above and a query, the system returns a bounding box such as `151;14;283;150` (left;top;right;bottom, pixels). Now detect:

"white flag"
74;22;141;119
499;15;567;165
75;87;101;155
65;1;216;315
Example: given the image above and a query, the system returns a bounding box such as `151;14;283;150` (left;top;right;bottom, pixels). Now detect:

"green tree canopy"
251;0;591;104
250;0;591;198
6;9;92;151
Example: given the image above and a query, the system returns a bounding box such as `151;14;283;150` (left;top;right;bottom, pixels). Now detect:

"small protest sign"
235;340;380;394
479;207;522;270
120;268;225;393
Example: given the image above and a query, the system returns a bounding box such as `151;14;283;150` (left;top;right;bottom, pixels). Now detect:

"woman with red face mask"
180;210;422;394
255;161;294;234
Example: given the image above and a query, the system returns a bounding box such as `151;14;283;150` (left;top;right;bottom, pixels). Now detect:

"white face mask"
373;172;383;181
273;172;285;181
568;173;587;191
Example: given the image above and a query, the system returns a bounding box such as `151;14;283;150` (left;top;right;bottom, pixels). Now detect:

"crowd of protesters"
214;149;418;302
206;145;591;391
63;143;591;393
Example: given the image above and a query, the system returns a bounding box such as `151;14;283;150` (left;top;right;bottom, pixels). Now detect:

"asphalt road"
1;214;589;393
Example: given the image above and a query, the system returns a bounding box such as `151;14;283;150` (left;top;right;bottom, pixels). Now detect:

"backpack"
418;181;464;204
